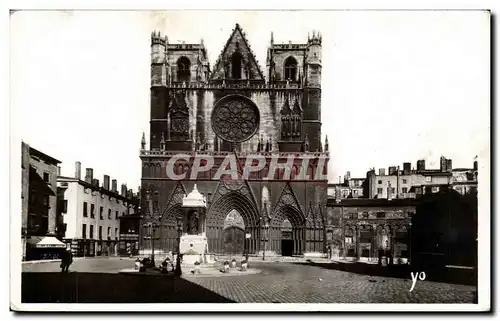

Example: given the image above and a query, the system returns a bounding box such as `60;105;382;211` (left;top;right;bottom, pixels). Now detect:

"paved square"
21;258;476;303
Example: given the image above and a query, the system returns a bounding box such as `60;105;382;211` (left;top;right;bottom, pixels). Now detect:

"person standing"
60;249;73;273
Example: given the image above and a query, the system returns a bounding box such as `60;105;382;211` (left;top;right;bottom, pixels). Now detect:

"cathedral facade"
140;24;329;257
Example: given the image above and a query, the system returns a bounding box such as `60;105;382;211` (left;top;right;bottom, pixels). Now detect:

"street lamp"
260;215;270;261
245;229;249;261
174;213;183;276
144;190;161;267
408;222;412;266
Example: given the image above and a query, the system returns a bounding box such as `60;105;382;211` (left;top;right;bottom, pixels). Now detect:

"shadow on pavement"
22;272;235;303
293;261;476;286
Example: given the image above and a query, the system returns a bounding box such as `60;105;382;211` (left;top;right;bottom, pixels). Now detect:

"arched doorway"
222;210;245;256
206;191;260;255
270;206;305;256
359;225;374;261
281;219;293;256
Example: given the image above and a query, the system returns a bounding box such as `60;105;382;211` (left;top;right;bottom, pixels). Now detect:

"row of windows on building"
29;190;50;206
30;165;52;183
82;202;124;220
174;55;299;82
376;186;441;195
376;187;411;194
81;223;119;240
343;211;414;220
377;177;432;185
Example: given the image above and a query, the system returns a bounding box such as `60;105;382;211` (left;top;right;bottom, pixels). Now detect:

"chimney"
379;168;386;176
85;168;93;183
446;159;452;172
344;171;351;183
75;161;81;180
388;166;397;175
57;166;61;176
92;178;99;187
417;159;426;171
103;175;110;190
112;179;117;192
473;160;478;171
403;163;411;175
440;156;447;172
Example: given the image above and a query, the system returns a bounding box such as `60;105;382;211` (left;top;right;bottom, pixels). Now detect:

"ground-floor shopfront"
24;235;67;261
65;239;120;257
118;234;140;256
341;223;410;264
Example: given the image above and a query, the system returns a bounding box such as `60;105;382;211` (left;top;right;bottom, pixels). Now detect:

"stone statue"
224;60;230;79
189;211;199;235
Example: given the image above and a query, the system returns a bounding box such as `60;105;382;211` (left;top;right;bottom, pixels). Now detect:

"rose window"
211;95;260;143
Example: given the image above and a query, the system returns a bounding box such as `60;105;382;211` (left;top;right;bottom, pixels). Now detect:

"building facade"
326;198;416;264
57;161;139;257
21;142;63;260
450;158;478;196
119;211;142;257
327;171;365;199
366;157;455;199
140;24;329;257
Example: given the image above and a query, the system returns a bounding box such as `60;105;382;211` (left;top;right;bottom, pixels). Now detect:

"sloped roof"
209;23;265;81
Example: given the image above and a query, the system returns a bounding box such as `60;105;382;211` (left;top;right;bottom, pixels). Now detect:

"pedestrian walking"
60;249;73;273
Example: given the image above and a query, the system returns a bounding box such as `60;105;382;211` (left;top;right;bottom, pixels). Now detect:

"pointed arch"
231;51;243;79
272;182;304;217
284;56;298;81
205;180;260;254
177;56;191;82
162;181;187;218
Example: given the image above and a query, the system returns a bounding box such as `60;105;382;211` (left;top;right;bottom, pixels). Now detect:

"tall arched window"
177;56;191;82
284;57;298;81
231;52;243;79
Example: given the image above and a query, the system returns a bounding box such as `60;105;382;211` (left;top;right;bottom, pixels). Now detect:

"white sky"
10;10;490;189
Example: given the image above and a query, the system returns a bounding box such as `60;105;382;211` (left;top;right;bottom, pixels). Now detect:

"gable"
210;24;265;81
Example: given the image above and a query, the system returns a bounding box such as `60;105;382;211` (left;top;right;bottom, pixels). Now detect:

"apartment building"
57;161;139;257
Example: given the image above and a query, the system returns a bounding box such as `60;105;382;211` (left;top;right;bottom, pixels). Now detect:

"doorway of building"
222;209;245;256
281;219;293;256
281;239;294;256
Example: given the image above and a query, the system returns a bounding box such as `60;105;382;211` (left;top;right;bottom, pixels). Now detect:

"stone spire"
166;113;171;140
141;132;146;150
258;134;264;152
304;134;309;152
196;133;202;151
160;132;165;151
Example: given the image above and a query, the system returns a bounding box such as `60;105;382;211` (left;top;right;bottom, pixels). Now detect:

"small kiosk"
180;184;208;265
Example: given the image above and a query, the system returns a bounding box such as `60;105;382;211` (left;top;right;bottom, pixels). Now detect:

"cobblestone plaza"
22;258;475;304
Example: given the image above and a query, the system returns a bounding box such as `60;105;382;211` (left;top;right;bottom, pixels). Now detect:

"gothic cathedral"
140;24;329;257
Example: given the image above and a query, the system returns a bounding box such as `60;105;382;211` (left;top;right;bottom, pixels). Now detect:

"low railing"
152;81;302;90
140;149;329;158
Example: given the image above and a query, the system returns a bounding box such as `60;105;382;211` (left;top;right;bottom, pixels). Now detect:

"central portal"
281;219;294;256
223;209;245;256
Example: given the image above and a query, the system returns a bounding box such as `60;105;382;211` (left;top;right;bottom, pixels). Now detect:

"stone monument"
180;184;209;265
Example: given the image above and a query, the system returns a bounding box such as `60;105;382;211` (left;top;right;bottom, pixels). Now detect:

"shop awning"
35;236;66;248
